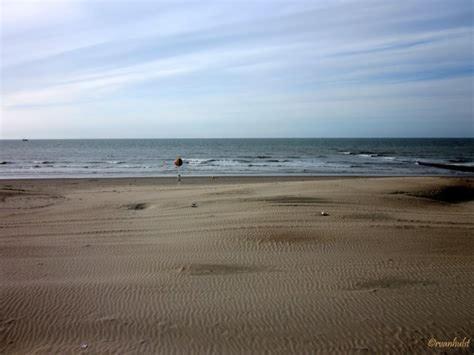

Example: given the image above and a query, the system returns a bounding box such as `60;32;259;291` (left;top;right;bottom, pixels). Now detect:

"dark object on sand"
417;161;474;173
174;157;183;167
22;139;28;142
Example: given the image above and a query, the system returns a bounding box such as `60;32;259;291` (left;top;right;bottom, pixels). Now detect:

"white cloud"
1;0;472;138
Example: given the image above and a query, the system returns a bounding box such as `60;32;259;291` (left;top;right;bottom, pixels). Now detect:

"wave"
33;160;55;164
198;158;293;165
340;150;397;158
189;158;254;165
186;158;215;165
355;153;386;158
449;158;471;164
3;154;472;177
235;155;273;159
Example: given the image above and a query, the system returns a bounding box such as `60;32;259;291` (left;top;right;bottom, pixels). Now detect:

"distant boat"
22;139;29;142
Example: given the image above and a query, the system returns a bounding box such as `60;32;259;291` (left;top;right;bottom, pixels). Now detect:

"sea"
0;138;473;179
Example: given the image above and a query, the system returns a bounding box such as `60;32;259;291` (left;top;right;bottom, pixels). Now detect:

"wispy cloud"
1;0;472;138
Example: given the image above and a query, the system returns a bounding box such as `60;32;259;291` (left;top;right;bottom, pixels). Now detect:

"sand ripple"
1;177;473;354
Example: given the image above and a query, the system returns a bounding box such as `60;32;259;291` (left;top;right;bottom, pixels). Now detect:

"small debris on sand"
191;202;198;208
321;211;329;216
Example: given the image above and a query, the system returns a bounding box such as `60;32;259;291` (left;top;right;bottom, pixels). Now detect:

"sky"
0;0;473;138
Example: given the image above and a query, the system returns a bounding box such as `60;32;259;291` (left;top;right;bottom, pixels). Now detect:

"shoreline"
1;173;472;183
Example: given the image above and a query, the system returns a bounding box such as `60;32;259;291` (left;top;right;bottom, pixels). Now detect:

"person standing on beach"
174;156;183;182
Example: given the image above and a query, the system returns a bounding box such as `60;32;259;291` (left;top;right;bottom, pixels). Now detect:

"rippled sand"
1;177;473;354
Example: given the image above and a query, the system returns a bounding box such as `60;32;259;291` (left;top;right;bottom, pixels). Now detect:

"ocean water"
0;138;473;178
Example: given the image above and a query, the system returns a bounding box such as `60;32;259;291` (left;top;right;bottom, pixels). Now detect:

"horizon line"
1;137;474;140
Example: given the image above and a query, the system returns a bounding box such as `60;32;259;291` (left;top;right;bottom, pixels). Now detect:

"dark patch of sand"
353;277;434;291
125;203;150;210
390;181;474;203
177;263;261;276
412;184;474;203
0;188;62;209
246;195;327;206
249;229;322;245
342;213;393;221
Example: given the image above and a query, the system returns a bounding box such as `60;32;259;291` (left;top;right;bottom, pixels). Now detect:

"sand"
1;176;473;354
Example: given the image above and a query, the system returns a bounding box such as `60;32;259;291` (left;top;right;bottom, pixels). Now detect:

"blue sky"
1;0;473;138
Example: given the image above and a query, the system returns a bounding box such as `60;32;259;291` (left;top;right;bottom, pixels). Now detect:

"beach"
1;176;473;354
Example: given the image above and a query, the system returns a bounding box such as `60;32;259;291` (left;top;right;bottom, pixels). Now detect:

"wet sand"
1;176;473;353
